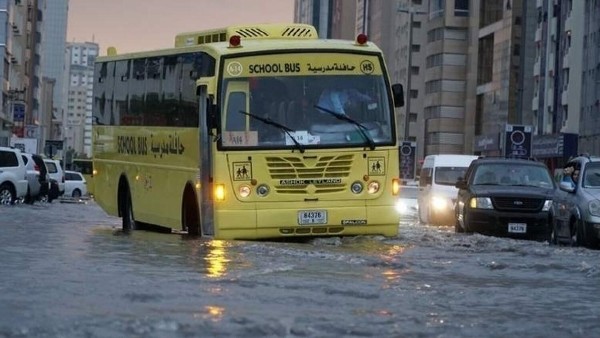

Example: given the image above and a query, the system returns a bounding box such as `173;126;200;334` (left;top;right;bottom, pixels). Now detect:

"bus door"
198;83;215;236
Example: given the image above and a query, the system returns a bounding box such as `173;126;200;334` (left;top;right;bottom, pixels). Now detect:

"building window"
480;0;503;28
477;35;494;85
430;0;445;19
454;0;469;17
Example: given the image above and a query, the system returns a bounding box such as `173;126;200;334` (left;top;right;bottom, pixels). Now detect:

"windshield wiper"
314;105;375;150
238;111;305;153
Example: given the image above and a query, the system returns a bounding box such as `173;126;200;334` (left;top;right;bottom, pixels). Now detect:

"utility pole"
397;3;426;141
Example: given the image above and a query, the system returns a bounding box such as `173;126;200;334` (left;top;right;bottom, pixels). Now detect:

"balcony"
561;85;569;103
533;59;541;76
563;49;570;67
535;26;542;43
565;13;572;32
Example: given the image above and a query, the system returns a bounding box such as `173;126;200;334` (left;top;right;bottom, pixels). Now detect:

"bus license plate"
298;210;327;225
508;223;527;233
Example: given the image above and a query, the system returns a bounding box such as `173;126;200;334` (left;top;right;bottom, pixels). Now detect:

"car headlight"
431;196;450;211
589;200;600;217
469;197;493;209
542;200;552;212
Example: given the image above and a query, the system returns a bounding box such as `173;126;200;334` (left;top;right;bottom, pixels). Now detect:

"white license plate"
508;223;527;233
298;210;327;225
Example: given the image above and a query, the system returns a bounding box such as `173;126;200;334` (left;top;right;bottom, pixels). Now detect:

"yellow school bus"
92;23;404;239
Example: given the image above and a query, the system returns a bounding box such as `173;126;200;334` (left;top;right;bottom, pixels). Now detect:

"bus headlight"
239;185;251;198
367;181;380;194
469;197;493;209
256;184;270;197
214;184;225;201
351;181;363;194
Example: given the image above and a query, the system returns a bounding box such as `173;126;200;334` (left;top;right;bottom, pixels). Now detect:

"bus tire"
182;186;200;236
122;189;137;231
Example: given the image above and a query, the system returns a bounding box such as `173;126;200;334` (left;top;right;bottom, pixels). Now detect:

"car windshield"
435;166;468;186
582;163;600;188
472;163;554;188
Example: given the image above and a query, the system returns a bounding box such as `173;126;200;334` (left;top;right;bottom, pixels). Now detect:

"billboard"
399;141;416;181
503;124;532;159
10;137;38;154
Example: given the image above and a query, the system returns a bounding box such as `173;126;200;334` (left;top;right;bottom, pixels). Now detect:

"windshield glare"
220;74;393;149
472;163;554;188
435;167;468;186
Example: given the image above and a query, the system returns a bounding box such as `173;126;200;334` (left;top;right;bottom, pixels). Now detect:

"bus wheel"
182;188;200;236
122;190;137;231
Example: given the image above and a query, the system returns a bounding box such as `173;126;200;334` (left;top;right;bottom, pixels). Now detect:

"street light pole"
398;3;426;141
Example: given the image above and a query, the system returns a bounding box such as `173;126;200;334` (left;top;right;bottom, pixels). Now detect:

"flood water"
1;201;599;337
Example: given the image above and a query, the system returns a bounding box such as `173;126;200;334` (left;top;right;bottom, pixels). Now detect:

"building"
1;0;44;148
40;0;68;153
579;0;600;155
65;42;98;157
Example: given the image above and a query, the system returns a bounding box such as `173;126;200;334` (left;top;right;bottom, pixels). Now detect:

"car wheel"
0;183;15;205
39;194;49;203
462;210;473;233
454;217;464;233
569;219;583;247
121;190;137;231
72;189;81;198
550;218;560;245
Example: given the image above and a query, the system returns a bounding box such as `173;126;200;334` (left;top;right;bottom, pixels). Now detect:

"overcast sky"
67;0;295;55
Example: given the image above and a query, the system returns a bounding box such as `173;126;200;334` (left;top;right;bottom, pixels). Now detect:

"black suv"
454;157;555;240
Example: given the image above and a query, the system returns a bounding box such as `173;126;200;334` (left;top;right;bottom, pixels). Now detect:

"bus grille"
266;155;354;194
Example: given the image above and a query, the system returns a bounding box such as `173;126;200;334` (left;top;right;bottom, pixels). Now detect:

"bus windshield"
219;52;394;149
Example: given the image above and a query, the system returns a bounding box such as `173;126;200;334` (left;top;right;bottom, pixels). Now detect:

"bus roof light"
229;35;241;48
356;34;368;45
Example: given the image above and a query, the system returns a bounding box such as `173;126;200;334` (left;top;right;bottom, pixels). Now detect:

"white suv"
43;158;66;197
0;147;29;205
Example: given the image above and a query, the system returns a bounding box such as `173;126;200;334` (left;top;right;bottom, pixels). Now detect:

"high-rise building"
1;0;44;149
65;42;98;157
40;0;68;151
0;0;16;146
579;0;600;154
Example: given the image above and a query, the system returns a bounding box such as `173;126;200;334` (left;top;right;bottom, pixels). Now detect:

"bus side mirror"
392;83;404;108
206;100;218;129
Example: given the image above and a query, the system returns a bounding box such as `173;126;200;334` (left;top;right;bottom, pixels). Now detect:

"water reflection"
204;240;229;278
193;305;226;322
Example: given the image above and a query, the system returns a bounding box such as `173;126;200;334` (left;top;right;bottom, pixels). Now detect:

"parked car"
454;157;555;241
64;170;88;198
551;155;600;248
43;158;65;197
396;184;419;222
0;146;29;205
21;153;50;204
